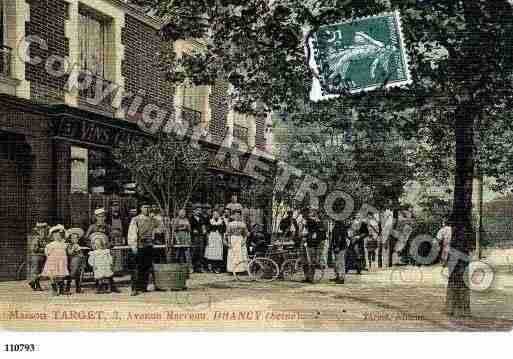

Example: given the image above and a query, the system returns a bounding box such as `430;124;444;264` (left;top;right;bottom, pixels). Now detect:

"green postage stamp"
307;10;412;101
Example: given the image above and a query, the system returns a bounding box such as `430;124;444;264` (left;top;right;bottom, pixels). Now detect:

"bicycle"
232;245;280;283
281;243;326;283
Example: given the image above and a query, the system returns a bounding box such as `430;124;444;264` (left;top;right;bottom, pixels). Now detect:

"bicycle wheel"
281;259;297;281
250;258;279;283
233;260;253;282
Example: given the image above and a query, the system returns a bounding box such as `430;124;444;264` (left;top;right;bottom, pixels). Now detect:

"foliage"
135;0;513;314
112;133;209;218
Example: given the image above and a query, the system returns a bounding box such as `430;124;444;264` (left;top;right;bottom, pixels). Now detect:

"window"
180;86;204;126
78;8;106;76
182;86;203;113
70;146;88;193
70;146;132;194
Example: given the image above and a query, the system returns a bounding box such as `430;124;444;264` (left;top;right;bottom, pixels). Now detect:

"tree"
136;0;513;316
113;133;209;259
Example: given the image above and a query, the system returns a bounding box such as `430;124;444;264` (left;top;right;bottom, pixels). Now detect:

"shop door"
0;132;29;281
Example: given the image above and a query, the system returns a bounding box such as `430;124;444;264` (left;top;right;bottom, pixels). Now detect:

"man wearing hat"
108;200;125;247
127;203;157;296
190;204;207;273
85;208;112;249
28;222;50;291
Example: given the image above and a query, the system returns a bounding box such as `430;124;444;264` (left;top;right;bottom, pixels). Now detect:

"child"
28;222;50;291
88;232;114;294
65;228;86;294
41;225;70;296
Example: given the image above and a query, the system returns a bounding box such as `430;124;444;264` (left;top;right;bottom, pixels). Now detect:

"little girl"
88;232;114;294
41;225;70;296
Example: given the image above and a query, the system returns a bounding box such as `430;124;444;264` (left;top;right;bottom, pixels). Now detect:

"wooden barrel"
152;263;188;290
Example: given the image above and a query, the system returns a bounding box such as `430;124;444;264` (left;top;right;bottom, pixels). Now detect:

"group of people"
27;194;266;296
280;209;386;284
28;222;119;295
167;195;263;276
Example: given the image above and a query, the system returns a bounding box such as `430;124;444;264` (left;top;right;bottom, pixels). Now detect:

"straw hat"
48;224;65;235
66;227;85;239
94;208;106;216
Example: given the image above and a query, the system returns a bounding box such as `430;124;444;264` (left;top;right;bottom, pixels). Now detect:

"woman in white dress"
226;210;249;273
204;210;226;273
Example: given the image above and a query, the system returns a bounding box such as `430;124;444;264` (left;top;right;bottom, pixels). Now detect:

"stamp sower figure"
85;208;112;249
302;208;326;283
41;225;70;296
28;222;50;291
65;228;86;294
331;219;349;284
127;203;155;296
173;208;192;266
190;204;207;273
88;232;114;294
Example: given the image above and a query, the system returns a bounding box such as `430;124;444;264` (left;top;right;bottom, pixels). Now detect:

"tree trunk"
446;104;476;317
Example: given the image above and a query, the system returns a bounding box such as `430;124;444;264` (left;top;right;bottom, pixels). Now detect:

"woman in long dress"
204;210;226;273
226;210;249;273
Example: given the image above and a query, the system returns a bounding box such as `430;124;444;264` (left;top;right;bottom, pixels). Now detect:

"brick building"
0;0;274;281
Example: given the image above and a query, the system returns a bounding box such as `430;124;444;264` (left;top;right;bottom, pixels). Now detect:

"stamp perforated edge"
306;10;413;101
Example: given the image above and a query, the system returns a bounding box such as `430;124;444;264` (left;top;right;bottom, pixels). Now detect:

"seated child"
88;232;114;294
65;228;86;294
41;224;70;296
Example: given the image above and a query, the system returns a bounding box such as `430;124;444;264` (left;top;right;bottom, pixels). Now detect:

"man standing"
437;218;452;267
302;208;326;283
151;205;165;246
331;220;349;284
127;203;156;296
279;210;299;246
28;222;50;291
190;204;207;273
109;201;125;247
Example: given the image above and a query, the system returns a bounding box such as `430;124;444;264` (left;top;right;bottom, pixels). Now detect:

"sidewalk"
0;265;512;331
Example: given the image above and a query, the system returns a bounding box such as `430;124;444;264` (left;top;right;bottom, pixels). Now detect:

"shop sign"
50;117;144;148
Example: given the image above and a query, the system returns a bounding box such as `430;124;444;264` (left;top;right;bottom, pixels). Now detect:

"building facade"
0;0;274;281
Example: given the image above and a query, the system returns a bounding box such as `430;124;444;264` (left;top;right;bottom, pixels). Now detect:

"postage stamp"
307;11;412;101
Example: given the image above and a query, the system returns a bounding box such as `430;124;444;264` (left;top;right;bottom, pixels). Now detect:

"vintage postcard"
0;0;513;339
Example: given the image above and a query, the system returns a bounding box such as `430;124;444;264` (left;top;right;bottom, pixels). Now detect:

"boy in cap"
28;222;50;291
65;228;86;293
85;208;112;249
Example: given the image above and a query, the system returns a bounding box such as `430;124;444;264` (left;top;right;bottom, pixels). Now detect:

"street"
1;265;512;331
